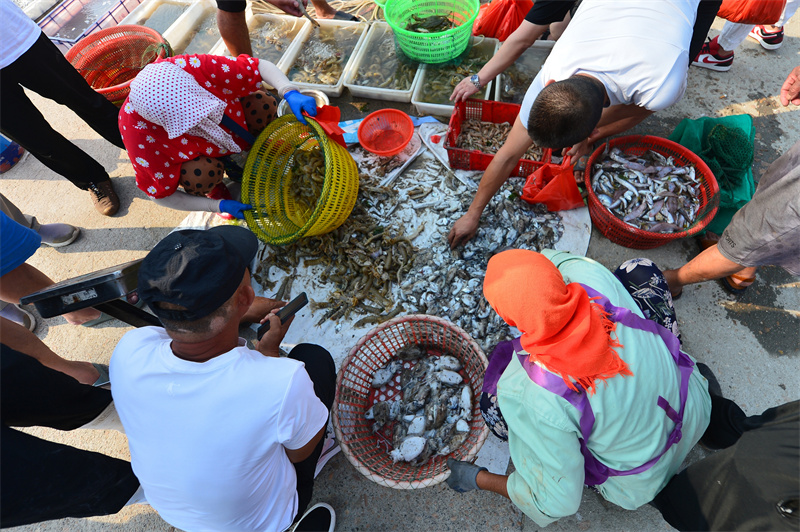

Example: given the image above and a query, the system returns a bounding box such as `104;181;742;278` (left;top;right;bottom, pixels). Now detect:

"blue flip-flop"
332;10;358;21
92;363;110;387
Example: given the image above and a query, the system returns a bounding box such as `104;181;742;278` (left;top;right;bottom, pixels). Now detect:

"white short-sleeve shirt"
1;0;41;69
110;327;329;532
520;0;699;129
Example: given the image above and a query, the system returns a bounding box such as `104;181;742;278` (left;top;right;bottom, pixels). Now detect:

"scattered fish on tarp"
591;147;702;233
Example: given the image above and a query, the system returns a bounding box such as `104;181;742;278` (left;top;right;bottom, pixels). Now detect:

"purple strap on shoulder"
487;285;694;486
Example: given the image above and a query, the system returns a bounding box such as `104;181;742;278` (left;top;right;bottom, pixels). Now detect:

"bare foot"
64;307;102;325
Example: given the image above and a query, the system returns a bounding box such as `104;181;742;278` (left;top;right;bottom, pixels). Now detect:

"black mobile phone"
256;292;308;340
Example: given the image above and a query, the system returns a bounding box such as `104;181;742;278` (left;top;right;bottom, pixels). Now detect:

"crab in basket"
365;343;473;466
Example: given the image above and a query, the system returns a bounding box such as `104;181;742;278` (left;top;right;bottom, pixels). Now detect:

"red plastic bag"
473;0;533;41
718;0;786;24
521;157;584;211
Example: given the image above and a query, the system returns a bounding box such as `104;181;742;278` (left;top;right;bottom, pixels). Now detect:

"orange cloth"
483;249;632;393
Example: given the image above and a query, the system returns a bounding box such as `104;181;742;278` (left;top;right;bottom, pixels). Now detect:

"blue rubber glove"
446;458;487;493
219;200;252;220
284;90;318;125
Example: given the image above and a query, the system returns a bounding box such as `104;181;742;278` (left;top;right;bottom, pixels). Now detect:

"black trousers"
0;344;140;527
691;1;724;62
0;32;124;190
652;399;800;531
287;343;336;520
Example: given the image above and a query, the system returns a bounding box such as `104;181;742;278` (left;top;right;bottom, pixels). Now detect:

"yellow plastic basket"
242;115;359;245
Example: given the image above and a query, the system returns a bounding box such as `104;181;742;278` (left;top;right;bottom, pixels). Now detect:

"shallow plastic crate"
279;18;368;97
343;21;422;103
120;0;192;37
411;37;498;117
209;13;307;66
444;99;551;177
38;0;143;53
494;40;553;104
167;0;220;55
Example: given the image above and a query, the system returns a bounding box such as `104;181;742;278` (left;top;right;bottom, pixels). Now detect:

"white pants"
718;0;799;50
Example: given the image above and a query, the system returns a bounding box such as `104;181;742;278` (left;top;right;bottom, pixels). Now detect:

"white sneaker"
0;304;36;331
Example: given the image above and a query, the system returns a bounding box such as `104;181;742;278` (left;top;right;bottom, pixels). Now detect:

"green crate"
385;0;479;64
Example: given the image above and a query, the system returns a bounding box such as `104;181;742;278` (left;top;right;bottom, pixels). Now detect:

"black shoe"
88;180;120;216
294;502;335;532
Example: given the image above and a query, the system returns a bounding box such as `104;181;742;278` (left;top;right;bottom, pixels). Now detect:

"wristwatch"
470;74;482;90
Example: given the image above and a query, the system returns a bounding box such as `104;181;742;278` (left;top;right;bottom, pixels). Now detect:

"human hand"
267;0;306;17
563;137;594;161
219;200;252;219
446;458;487;493
447;212;480;249
254;305;293;357
241;296;285;325
284;90;318;125
450;76;480;103
780;65;800;106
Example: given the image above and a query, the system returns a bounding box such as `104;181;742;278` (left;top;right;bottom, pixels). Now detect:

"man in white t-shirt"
111;226;335;532
448;0;701;248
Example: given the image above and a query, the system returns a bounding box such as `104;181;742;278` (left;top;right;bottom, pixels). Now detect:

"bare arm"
450;21;548;103
151;191;222;212
448;116;532;248
476;470;510;498
217;9;252;57
0;317;100;384
285;424;326;463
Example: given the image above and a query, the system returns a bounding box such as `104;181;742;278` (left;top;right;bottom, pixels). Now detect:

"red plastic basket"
585;135;720;250
444;99;551;177
357;109;414;157
333;314;489;489
66;25;171;106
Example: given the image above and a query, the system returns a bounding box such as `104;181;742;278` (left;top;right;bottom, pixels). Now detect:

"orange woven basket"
357;109;414;157
333;314;489;489
585;135;720;250
66;25;171;106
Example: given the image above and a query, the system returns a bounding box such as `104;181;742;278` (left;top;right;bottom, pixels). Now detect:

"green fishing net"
668;115;755;235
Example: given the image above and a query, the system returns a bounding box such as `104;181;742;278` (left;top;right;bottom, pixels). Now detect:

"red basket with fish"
66;25;172;106
445;99;551;177
585;135;719;250
333;314;489;489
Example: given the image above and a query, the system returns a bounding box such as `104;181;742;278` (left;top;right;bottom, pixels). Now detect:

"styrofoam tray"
411;37;499;117
120;0;192;37
39;0;143;53
279;18;368;97
166;0;220;55
494;40;554;104
343;21;422;103
209;12;307;67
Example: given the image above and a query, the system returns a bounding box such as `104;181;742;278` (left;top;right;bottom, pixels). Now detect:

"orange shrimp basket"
585;135;720;250
333;314;489;489
357;109;414;157
66;25;171;106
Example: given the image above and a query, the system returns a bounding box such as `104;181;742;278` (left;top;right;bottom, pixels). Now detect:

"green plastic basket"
384;0;480;64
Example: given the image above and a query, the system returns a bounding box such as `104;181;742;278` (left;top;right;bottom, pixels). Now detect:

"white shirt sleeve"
519;71;547;130
277;365;329;450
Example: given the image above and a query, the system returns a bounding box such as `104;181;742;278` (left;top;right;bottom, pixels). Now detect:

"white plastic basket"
494;40;553;104
279;18;368;97
209;12;307;67
411;36;498;117
166;0;220;55
120;0;192;37
343;21;422;104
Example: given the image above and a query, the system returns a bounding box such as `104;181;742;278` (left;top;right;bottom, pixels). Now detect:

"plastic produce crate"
494;40;553;104
209;12;307;67
444;99;551;177
167;0;220;55
38;0;143;53
343;21;422;104
120;0;192;37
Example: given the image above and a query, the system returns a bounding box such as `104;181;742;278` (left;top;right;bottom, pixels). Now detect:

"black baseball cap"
138;225;258;322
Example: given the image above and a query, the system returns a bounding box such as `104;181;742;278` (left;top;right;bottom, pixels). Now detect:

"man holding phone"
110;226;336;532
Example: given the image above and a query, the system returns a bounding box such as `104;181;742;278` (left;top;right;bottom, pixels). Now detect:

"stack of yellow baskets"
242;115;359;245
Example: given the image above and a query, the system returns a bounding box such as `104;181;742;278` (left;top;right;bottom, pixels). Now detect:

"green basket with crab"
384;0;480;64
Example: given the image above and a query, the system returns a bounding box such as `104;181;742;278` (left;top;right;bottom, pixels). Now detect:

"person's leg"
241;90;279;136
0;193;80;247
614;258;680;339
287;343;335;517
717;20;753;53
690;0;723;60
0;193;38;231
0;425;139;527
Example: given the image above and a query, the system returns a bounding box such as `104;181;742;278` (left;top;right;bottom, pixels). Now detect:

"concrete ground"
4;14;800;532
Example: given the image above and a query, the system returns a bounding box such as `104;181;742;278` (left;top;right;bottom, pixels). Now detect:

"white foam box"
120;0;193;37
278;18;369;98
38;0;143;53
164;0;219;55
411;37;499;117
209;12;308;67
494;40;554;104
342;21;422;103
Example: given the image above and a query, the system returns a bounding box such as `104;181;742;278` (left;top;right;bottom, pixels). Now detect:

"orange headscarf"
483;249;632;393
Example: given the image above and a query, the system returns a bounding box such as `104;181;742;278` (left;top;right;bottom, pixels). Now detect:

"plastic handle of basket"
312;106;347;148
